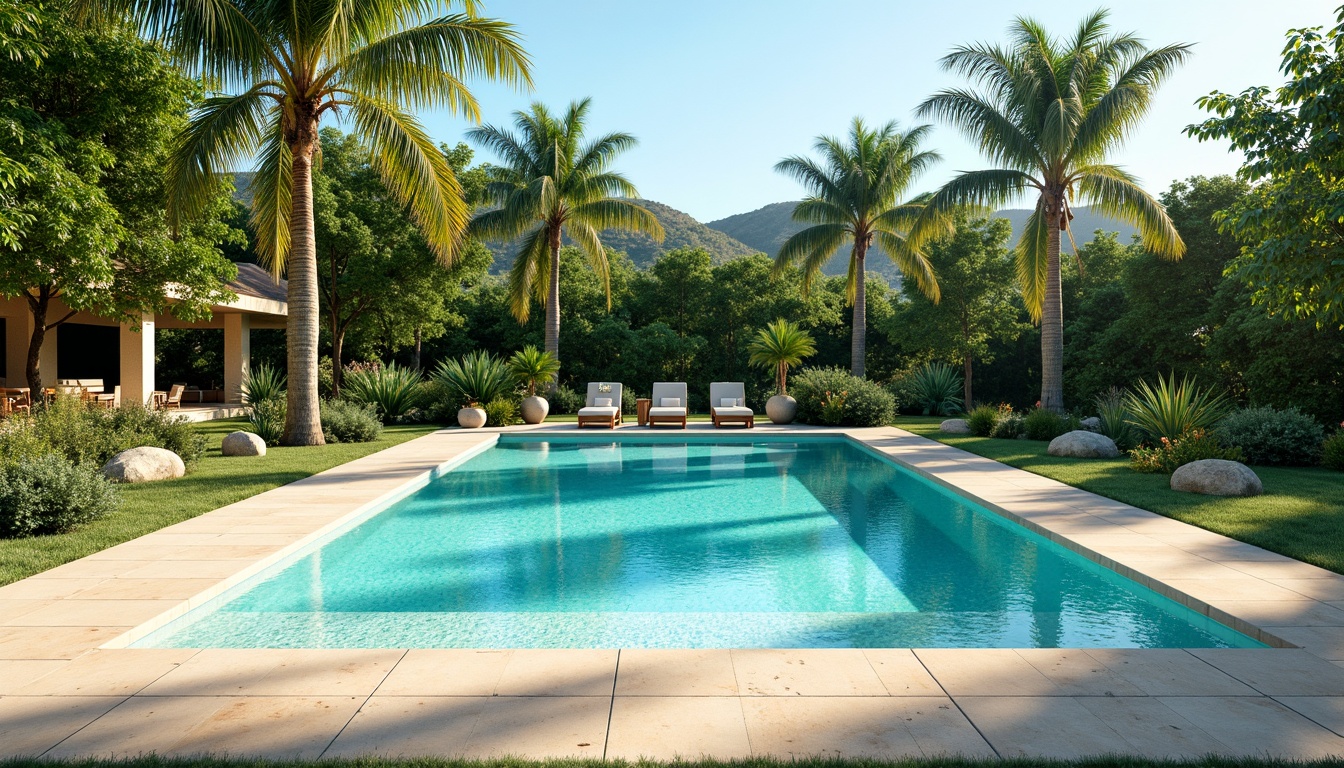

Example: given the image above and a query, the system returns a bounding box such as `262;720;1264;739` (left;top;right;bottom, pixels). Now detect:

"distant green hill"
485;198;758;272
707;202;1141;273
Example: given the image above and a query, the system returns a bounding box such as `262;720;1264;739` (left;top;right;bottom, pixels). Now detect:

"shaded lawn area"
897;416;1344;574
0;418;441;586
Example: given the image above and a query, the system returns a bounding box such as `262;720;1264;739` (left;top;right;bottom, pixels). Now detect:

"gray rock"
940;418;971;434
101;446;185;483
1081;416;1102;432
1048;430;1121;458
1171;459;1263;497
221;431;266;457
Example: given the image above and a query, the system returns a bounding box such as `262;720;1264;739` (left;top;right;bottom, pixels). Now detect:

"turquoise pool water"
136;438;1260;649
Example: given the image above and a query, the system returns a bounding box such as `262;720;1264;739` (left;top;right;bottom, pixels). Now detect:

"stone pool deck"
3;423;1344;759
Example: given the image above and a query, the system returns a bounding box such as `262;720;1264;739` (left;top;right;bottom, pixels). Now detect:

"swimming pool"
136;437;1260;649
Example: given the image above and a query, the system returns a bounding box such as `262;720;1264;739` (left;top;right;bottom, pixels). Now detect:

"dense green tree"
890;216;1023;405
0;19;238;393
773;118;940;378
920;11;1189;411
0;0;42;250
1188;8;1344;328
107;0;531;444
313;128;489;393
468;98;664;386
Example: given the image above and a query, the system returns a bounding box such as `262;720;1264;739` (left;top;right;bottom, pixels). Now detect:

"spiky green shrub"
320;399;382;443
906;362;964;416
241;363;286;407
1216;406;1324;466
1094;387;1138;451
1023;408;1079;441
1130;430;1243;474
965;404;999;437
507;346;561;397
1124;374;1232;444
342;363;424;423
0;454;119;538
248;399;286;446
748;319;817;394
431;351;513;409
482;398;521;427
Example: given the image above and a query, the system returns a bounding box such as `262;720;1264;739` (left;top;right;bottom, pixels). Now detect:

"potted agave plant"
432;351;511;429
748;318;816;424
507;346;561;424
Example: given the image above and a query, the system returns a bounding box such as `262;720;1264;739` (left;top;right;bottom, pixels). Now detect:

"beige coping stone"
119;560;253;580
1223;559;1342;581
0;600;54;623
1073;696;1232;757
606;696;751;760
323;696;485;757
45;695;364;759
1189;648;1344;695
0;626;128;660
0;578;106;600
730;649;887;696
955;696;1145;758
1272;578;1344;602
742;695;991;758
1081;649;1256;696
614;649;738;696
1156;696;1344;758
861;649;944;696
1212;600;1344;627
1162;577;1309;604
13;649;196;696
68;578;223;601
26;559;160;580
1014;649;1145;696
2;598;181;627
449;696;609;759
493;649;617;696
0;695;128;758
1274;697;1344;738
375;649;511;697
913;649;1060;696
1268;626;1344;661
1124;557;1249;582
139;648;404;697
0;660;68;694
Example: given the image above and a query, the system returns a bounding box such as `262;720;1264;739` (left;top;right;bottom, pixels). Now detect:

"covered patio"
0;263;286;410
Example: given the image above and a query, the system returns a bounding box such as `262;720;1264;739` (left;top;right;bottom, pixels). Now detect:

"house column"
5;311;56;388
224;313;250;403
119;313;155;404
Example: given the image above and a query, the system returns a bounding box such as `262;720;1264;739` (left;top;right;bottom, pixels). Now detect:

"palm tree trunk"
282;129;326;446
545;227;562;391
1040;225;1065;413
851;242;867;378
964;355;973;409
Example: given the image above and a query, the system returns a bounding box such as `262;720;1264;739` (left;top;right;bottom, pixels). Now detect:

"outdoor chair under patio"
648;382;688;429
577;382;623;428
709;382;754;428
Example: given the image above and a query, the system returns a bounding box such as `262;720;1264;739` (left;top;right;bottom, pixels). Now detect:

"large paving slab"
1;423;1343;758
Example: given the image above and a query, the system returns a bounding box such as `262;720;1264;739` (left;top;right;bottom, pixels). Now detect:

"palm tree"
93;0;531;444
748;319;817;395
468;98;663;385
773;118;942;378
917;11;1189;411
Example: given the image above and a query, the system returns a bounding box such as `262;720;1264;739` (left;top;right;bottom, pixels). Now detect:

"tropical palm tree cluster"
89;1;1188;429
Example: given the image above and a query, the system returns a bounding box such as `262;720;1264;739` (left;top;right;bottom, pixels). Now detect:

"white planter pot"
457;406;487;429
766;394;797;425
520;395;550;425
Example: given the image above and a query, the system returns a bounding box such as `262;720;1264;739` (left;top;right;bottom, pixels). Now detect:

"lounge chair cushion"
719;397;736;408
594;397;613;407
713;406;754;416
660;397;681;407
648;406;686;417
578;406;619;416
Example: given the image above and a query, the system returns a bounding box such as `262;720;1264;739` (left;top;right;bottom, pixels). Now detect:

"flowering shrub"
820;390;848;426
1129;430;1244;474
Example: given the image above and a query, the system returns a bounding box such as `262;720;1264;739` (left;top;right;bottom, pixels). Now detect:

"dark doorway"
57;324;120;386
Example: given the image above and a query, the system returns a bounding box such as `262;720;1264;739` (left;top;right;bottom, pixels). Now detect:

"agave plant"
1094;387;1138;450
507;346;562;397
747;319;817;395
1124;373;1232;443
432;351;512;408
241;364;286;407
907;362;964;416
342;363;424;422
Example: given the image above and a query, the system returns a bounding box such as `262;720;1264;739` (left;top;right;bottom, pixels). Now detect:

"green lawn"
0;418;441;586
896;416;1344;574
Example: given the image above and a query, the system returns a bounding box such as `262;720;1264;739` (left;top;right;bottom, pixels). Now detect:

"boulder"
221;431;266;457
1171;459;1263;497
940;418;971;435
1080;416;1102;432
101;446;185;483
1048;430;1121;458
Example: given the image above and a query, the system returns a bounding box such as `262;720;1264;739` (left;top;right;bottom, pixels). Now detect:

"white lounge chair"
648;382;688;428
577;382;622;428
710;382;754;428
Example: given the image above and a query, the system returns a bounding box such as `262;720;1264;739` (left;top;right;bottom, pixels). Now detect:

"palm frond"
248;106;292;276
569;198;664;241
1015;200;1053;320
873;230;939;302
916;90;1041;171
1076;164;1184;258
506;225;550;322
926;168;1040;217
775;223;848;293
564;220;611;309
166;84;274;231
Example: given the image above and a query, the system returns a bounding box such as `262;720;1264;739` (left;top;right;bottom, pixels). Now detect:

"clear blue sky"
418;0;1336;223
